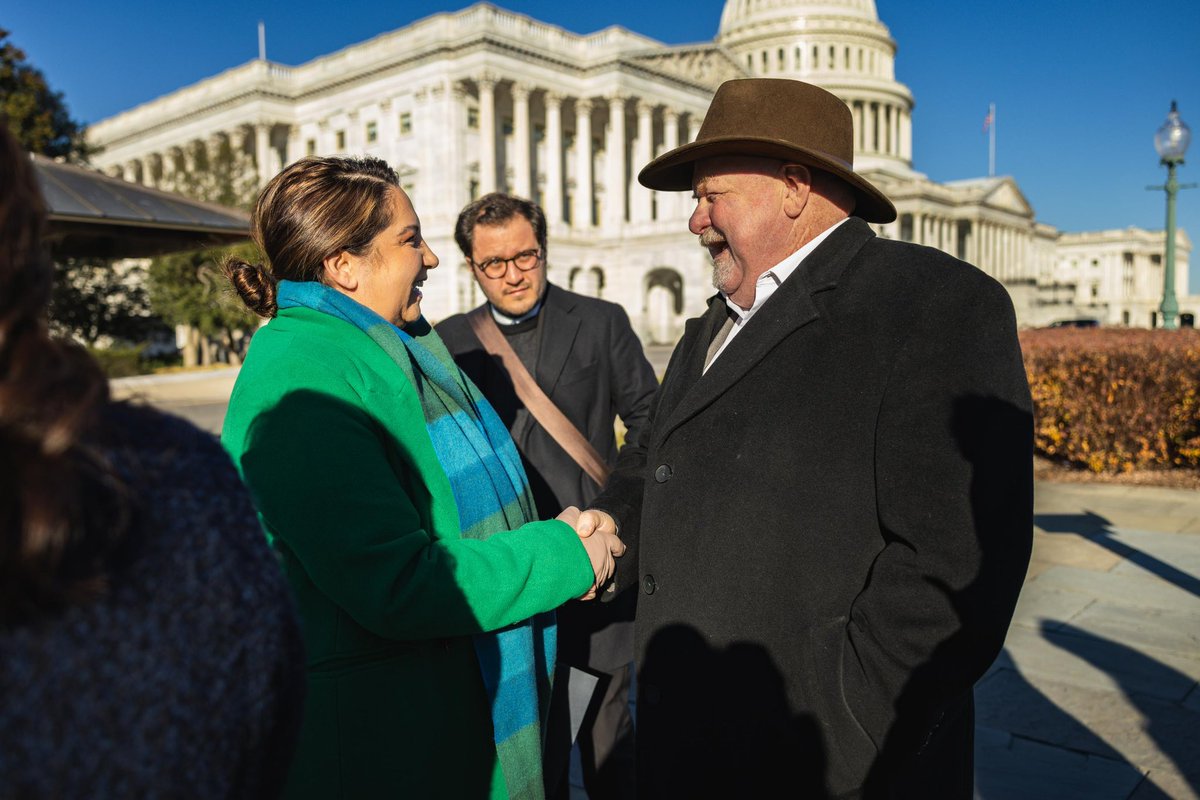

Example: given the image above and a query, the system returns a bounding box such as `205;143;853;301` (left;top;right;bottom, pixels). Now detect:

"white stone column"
285;124;302;166
902;110;913;163
183;140;199;174
573;98;593;229
347;111;362;154
206;132;224;172
255;122;273;187
605;94;628;228
379;99;395;153
140;157;154;185
868;103;879;154
146;153;161;187
993;227;1003;281
993;225;1002;278
631;100;655;223
687;115;701;144
1006;227;1015;280
661;108;681;219
1020;230;1028;280
1010;228;1018;279
511;83;532;199
980;223;990;274
478;74;498;194
162;147;179;189
890;105;900;157
544;91;565;224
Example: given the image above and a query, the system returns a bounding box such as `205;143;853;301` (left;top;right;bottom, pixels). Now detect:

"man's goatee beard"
700;231;733;292
711;262;735;292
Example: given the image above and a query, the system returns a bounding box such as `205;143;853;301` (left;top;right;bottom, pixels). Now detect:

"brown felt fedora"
638;78;897;223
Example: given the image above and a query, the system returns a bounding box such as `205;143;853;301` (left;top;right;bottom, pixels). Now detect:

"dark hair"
0;123;133;625
453;192;548;263
225;156;401;317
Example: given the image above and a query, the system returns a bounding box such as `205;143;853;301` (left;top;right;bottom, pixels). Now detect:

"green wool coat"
221;306;594;799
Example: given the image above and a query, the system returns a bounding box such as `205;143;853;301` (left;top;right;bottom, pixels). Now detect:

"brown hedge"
1018;328;1200;473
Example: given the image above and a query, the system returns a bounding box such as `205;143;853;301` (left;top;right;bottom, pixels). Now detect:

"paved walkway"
112;369;1200;798
977;481;1200;799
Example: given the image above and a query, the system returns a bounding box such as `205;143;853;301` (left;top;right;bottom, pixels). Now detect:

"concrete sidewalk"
976;481;1200;799
112;369;1200;798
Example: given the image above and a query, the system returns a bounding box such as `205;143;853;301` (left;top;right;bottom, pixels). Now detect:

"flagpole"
258;21;267;61
988;102;996;177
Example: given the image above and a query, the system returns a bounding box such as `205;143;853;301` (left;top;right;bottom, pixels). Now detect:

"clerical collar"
490;298;544;326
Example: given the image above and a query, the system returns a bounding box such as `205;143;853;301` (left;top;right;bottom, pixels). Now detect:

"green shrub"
1020;329;1200;473
88;345;146;378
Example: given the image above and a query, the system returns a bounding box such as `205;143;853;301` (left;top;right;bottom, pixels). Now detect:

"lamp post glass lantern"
1154;101;1191;330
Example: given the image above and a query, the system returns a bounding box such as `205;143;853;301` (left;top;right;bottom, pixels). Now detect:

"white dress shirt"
704;218;849;373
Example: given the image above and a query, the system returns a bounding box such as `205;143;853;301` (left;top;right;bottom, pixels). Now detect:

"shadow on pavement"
1044;621;1199;798
1035;513;1200;599
975;619;1200;799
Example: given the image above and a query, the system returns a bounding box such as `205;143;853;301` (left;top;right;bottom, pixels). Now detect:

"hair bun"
224;258;277;318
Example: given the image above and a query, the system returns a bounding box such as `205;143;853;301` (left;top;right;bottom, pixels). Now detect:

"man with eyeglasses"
437;192;657;800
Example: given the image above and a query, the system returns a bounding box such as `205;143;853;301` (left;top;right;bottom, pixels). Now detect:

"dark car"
1047;318;1100;328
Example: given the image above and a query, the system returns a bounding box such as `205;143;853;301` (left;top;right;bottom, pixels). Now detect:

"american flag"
982;109;994;133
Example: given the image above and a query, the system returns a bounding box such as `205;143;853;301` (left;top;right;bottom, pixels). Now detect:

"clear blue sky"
8;1;1200;287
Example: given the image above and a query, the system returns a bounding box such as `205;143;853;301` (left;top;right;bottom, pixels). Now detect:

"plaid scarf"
278;280;555;800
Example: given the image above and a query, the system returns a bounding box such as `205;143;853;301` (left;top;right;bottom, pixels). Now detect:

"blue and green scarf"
278;280;555;800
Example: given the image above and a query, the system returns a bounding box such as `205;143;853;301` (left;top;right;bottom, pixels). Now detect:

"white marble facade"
88;0;1194;335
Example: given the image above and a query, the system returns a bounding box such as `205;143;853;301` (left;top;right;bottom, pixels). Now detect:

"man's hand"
567;509;624;600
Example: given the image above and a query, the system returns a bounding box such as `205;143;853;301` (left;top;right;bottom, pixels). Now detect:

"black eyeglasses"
471;248;543;279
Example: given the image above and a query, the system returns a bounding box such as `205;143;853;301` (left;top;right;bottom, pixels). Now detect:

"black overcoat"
591;218;1034;798
438;283;658;670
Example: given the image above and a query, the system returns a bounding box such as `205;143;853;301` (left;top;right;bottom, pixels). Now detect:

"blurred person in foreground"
439;193;657;799
220;155;625;799
576;78;1034;798
0;124;305;797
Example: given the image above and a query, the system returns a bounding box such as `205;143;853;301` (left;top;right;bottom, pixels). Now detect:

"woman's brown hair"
0;123;132;625
225;156;401;317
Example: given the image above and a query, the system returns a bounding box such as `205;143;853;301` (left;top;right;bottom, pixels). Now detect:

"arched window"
589;266;606;299
645;267;685;344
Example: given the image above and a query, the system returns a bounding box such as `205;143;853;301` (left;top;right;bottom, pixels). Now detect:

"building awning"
32;154;251;259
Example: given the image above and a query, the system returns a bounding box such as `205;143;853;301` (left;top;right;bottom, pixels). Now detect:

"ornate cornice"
628;46;748;90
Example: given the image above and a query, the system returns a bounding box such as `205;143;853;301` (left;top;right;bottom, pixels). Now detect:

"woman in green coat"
221;156;624;799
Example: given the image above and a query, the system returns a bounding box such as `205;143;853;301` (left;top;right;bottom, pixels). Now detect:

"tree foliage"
171;136;259;209
146;134;260;364
48;258;160;347
0;27;92;161
148;242;259;355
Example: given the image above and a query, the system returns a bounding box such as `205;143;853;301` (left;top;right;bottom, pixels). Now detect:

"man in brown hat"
577;78;1033;797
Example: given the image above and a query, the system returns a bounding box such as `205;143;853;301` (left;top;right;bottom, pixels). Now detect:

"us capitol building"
87;0;1195;340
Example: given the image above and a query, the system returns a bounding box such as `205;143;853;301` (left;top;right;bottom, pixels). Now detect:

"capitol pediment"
982;179;1033;216
629;46;747;90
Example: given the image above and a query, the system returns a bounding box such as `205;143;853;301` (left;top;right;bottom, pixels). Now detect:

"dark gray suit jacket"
437;283;658;671
592;218;1034;798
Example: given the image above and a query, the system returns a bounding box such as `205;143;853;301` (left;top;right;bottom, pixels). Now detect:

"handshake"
556;507;623;601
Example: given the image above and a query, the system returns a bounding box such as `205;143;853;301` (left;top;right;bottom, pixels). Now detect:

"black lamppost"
1153;101;1192;329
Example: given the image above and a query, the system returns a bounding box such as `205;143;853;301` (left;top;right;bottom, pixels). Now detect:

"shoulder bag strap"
467;307;611;489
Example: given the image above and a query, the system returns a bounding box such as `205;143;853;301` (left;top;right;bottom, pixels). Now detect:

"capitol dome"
716;0;915;174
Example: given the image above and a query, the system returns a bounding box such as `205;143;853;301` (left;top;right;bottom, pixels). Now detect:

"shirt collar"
722;217;849;322
490;297;544;326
